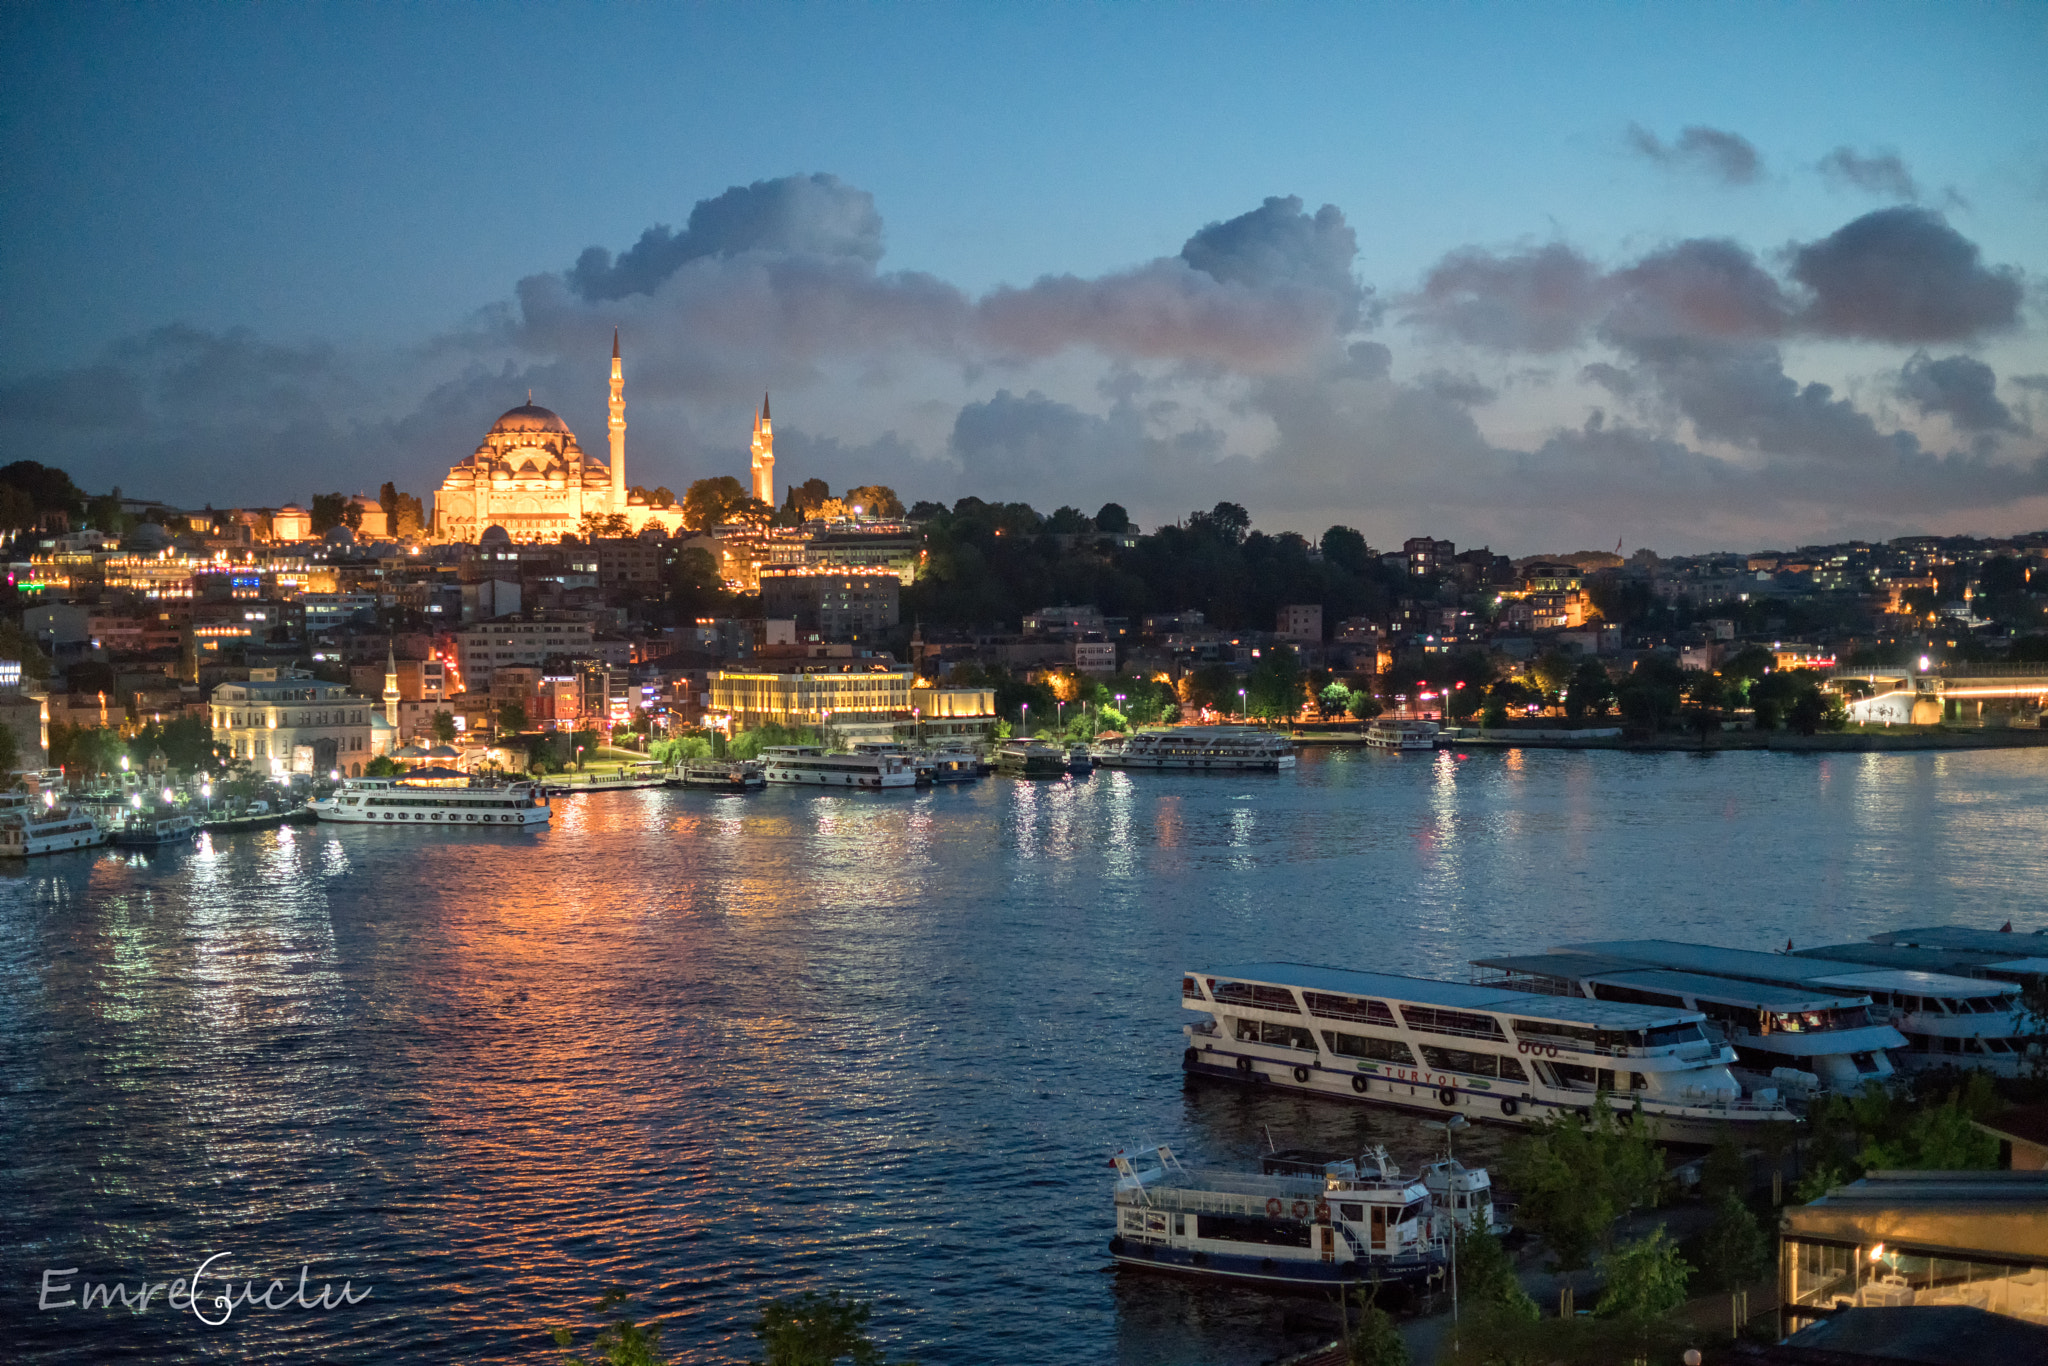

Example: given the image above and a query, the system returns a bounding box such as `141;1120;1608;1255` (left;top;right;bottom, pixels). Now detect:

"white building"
211;669;377;777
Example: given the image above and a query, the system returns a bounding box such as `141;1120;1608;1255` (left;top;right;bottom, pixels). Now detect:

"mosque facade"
431;334;688;542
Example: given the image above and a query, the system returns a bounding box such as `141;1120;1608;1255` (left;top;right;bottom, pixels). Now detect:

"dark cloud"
978;196;1364;370
1790;207;2024;342
1579;362;1636;398
1416;370;1496;406
567;174;884;301
1333;341;1392;381
1817;147;1920;201
1406;242;1606;352
2014;374;2048;393
1603;238;1791;344
1629;339;1919;465
1626;123;1764;185
1897;352;2021;433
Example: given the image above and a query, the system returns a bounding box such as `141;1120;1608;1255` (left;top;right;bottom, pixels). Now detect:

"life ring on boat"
1183;1047;1200;1068
1499;1097;1519;1117
1266;1197;1284;1218
1314;1201;1331;1222
1236;1055;1254;1074
1292;1065;1312;1083
1292;1200;1310;1220
1191;1251;1208;1267
1351;1075;1370;1094
1437;1086;1458;1107
1108;1236;1124;1254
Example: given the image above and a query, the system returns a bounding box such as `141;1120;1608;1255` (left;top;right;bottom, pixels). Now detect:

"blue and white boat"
1109;1143;1447;1291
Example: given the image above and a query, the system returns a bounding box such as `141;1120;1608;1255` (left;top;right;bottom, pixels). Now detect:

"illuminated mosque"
431;333;689;541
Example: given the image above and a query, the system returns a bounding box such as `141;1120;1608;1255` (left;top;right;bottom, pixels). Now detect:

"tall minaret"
608;328;627;514
383;639;401;731
750;393;775;506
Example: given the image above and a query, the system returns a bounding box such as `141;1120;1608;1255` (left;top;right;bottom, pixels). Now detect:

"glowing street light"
1237;688;1246;720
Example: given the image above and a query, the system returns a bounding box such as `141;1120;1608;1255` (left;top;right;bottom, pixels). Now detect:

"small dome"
490;403;570;434
323;524;357;546
480;525;512;545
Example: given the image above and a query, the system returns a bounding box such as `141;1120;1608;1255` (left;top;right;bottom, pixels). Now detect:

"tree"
0;723;18;777
1347;690;1382;721
1094;502;1130;533
682;476;753;531
0;620;53;683
0;460;86;527
1319;680;1354;718
430;711;457;744
1341;1289;1407;1366
1187;501;1250;545
496;701;530;734
310;492;349;533
1563;659;1613;723
667;546;728;616
1499;1095;1662;1271
364;755;403;778
843;485;904;518
1593;1227;1691;1320
1456;1226;1539;1320
1613;656;1687;734
1447;680;1484;722
1182;663;1241;715
1695;1191;1771;1292
553;1286;668;1366
1320;525;1372;575
1246;645;1305;721
379;482;426;537
1531;650;1576;702
751;1289;909;1366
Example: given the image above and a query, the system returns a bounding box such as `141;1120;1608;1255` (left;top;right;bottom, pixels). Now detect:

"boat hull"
1095;754;1295;771
1183;1050;1794;1145
311;806;549;827
0;829;108;857
1109;1238;1441;1292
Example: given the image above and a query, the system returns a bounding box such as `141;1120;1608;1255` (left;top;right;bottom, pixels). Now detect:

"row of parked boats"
0;789;232;856
1113;922;2041;1293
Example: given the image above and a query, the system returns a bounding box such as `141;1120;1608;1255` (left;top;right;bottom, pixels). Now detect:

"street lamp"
1237;688;1246;720
1020;702;1029;735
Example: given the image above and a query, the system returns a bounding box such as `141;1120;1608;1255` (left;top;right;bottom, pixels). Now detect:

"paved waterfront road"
4;748;2046;1363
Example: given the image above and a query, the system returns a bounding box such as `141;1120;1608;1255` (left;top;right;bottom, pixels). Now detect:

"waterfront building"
432;335;686;542
711;666;912;732
210;668;376;777
906;686;997;747
1780;1170;2048;1332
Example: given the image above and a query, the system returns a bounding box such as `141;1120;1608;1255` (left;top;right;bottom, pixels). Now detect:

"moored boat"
993;739;1069;778
1365;719;1439;750
1109;1142;1447;1291
675;760;765;790
0;792;108;858
760;745;918;789
110;809;197;848
1093;726;1295;772
921;750;980;783
1180;961;1799;1143
309;776;551;827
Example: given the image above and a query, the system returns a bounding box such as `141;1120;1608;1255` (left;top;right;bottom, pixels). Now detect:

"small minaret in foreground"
750;393;775;506
383;640;401;731
608;328;627;513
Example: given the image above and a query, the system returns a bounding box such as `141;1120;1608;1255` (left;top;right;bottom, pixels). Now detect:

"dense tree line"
903;498;1406;632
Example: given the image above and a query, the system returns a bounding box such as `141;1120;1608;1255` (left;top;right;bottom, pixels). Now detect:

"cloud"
1817;146;1920;201
1897;352;2022;433
1603;238;1791;344
566;173;885;301
1790;207;2025;342
1626;123;1764;185
1405;242;1606;352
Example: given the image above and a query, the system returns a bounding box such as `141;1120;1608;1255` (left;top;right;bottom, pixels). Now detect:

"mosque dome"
489;403;571;434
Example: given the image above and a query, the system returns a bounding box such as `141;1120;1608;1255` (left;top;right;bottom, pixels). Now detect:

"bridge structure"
1843;664;2048;726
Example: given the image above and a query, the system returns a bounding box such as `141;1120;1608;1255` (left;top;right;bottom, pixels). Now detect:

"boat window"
1514;1018;1626;1051
1418;1045;1501;1078
1552;1062;1600;1088
1400;1006;1507;1041
1260;1021;1316;1050
1212;982;1301;1013
1339;1203;1364;1223
1631;1072;1649;1090
1302;992;1397;1026
1322;1031;1415;1065
1851;1051;1880;1073
1400;1199;1429;1225
1498;1056;1528;1083
1194;1215;1312;1248
1592;983;1685;1010
1640;1022;1708;1049
1182;977;1202;999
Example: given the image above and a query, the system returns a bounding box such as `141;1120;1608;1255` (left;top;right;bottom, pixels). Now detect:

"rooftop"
1200;962;1703;1029
1473;952;1872;1010
1557;941;2016;999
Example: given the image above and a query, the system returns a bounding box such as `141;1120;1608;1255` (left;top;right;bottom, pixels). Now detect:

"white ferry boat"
1110;1142;1446;1291
1473;952;1904;1096
1094;726;1296;772
1181;962;1797;1143
1365;719;1439;750
921;750;980;783
110;809;197;848
675;760;765;790
1559;940;2037;1078
309;777;551;827
760;745;917;789
0;792;107;857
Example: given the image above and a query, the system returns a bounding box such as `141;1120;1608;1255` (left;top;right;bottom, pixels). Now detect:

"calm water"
5;747;2047;1363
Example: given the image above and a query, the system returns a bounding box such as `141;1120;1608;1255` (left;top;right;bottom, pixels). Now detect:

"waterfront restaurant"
1780;1170;2048;1331
711;665;912;739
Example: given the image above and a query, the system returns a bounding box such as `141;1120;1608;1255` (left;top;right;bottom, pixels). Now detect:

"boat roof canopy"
1200;962;1704;1030
1473;953;1871;1011
1556;940;2017;999
1792;942;2048;981
1872;926;2048;954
